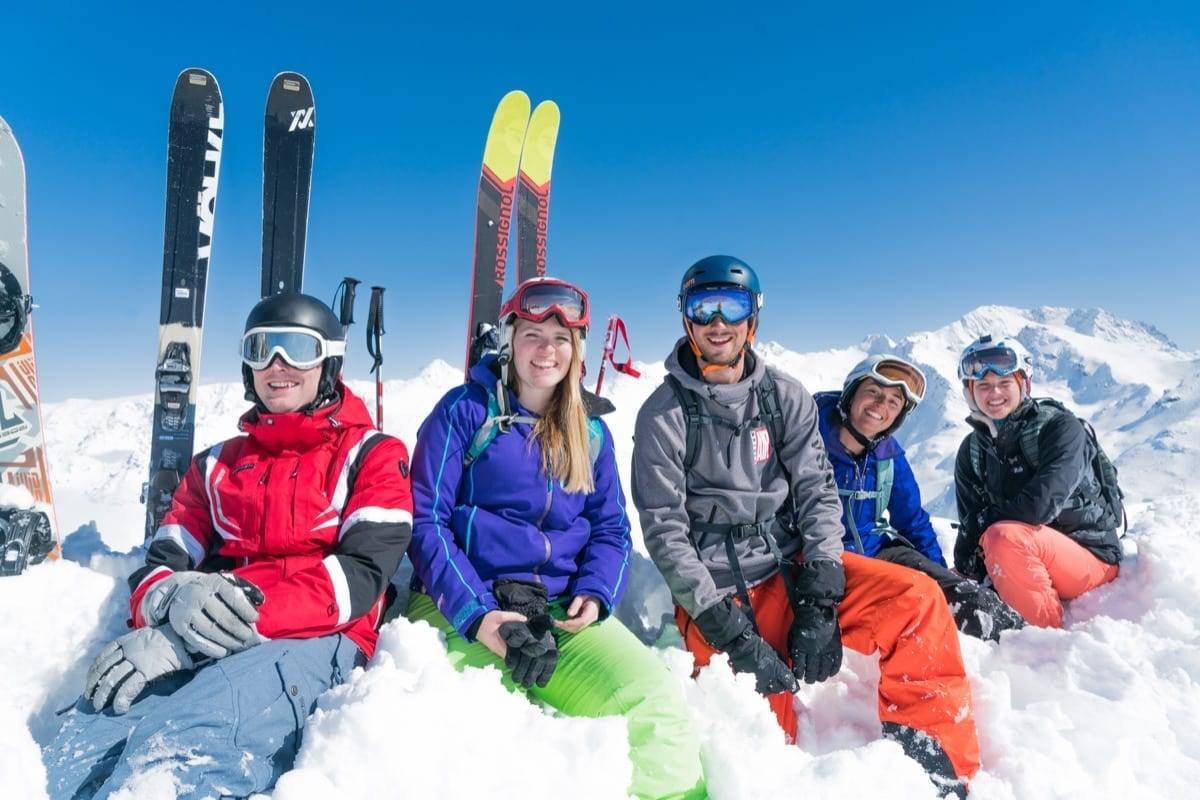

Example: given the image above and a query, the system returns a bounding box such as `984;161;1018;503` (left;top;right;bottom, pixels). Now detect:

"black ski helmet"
241;292;345;408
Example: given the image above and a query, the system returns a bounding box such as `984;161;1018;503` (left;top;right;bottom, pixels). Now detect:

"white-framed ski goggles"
959;346;1022;382
240;326;345;371
865;359;926;406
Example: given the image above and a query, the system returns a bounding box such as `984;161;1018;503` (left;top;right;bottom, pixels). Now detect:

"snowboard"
142;68;223;542
0;116;59;548
261;71;315;297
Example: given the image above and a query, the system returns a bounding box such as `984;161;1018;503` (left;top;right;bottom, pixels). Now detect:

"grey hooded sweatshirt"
632;340;845;618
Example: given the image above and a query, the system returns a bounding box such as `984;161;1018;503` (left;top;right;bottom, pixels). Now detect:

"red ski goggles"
500;278;590;331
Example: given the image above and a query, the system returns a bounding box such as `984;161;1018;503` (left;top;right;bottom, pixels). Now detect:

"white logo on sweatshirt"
752;426;771;464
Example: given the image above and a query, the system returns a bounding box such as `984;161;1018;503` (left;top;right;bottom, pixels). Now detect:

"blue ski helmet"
677;255;764;317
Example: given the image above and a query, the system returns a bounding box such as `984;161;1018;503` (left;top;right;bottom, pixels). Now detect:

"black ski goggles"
959;346;1022;381
682;286;756;326
241;327;345;371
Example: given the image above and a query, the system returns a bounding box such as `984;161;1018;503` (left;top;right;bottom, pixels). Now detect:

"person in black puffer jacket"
953;334;1122;628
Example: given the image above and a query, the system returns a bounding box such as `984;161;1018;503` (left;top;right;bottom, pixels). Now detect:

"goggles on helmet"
866;359;926;406
241;326;346;371
959;346;1023;382
682;285;756;326
500;279;590;331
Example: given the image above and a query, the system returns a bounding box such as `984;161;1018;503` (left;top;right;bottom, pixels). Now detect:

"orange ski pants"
980;521;1119;628
676;552;981;779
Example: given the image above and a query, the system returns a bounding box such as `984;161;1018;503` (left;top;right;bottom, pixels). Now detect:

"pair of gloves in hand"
693;560;846;694
85;572;263;714
493;580;559;690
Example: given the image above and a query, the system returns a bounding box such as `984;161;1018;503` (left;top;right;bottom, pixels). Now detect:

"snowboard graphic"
0;116;59;542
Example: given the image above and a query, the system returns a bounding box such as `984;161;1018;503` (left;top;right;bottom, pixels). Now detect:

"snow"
5;304;1200;798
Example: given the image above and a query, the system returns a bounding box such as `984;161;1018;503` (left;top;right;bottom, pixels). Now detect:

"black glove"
498;616;559;688
493;580;559;689
694;598;797;695
947;581;1025;642
787;560;846;684
953;535;986;582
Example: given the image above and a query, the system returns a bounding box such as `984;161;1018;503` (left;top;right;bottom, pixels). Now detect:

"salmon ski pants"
980;521;1120;628
408;592;706;800
676;552;981;779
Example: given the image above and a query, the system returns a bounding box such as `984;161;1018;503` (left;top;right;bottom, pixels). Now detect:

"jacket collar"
965;396;1037;439
665;338;764;406
238;382;374;454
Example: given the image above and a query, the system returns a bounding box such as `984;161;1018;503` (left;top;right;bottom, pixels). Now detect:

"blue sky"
2;3;1198;401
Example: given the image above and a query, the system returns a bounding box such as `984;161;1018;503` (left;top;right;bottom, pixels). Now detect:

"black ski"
142;68;224;542
464;90;529;375
261;71;315;297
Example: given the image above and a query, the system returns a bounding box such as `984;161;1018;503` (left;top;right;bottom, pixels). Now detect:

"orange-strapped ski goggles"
500;277;590;332
869;358;926;405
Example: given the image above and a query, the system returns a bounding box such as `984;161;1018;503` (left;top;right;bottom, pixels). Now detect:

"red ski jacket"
129;385;412;658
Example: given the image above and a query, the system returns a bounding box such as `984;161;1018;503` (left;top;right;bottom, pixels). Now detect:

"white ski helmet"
839;354;927;436
957;334;1033;409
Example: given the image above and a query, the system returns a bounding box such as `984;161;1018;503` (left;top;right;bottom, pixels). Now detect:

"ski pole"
367;286;386;429
335;277;361;329
594;315;641;396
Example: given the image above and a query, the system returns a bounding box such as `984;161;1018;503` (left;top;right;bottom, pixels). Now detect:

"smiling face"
847;379;907;438
970;372;1024;420
690;316;750;369
251;356;322;413
512;317;573;398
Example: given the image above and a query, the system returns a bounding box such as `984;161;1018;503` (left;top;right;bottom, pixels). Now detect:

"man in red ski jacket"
43;293;412;799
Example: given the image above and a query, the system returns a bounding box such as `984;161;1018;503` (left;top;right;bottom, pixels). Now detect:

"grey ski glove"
84;625;196;714
143;571;264;659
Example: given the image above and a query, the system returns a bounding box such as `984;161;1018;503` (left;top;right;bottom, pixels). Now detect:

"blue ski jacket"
815;392;946;566
409;355;633;640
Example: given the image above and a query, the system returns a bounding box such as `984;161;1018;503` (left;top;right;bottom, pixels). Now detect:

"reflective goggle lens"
959;346;1020;381
520;283;587;324
241;329;326;370
684;286;755;325
874;361;926;403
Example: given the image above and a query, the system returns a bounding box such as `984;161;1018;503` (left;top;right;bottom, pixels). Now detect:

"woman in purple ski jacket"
409;351;630;636
406;277;704;800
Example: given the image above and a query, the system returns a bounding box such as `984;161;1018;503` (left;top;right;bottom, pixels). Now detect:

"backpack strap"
665;374;703;472
968;431;985;487
874;457;894;527
586;417;605;468
755;369;787;468
463;379;538;467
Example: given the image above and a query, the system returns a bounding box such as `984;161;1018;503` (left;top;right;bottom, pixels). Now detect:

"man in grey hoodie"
631;256;980;794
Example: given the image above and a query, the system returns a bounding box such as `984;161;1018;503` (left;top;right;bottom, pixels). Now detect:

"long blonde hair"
508;325;595;494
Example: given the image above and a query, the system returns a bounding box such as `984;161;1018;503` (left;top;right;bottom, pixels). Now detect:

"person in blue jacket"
407;277;704;800
817;354;1024;642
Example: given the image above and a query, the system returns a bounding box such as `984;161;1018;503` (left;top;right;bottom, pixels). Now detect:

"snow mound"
9;304;1199;798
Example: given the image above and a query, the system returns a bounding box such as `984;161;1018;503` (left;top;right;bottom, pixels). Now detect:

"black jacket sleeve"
953;436;990;580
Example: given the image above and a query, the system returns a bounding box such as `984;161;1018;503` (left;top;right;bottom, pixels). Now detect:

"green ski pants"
408;593;706;800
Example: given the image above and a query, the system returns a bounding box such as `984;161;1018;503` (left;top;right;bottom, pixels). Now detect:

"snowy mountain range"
43;304;1200;553
8;305;1198;798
